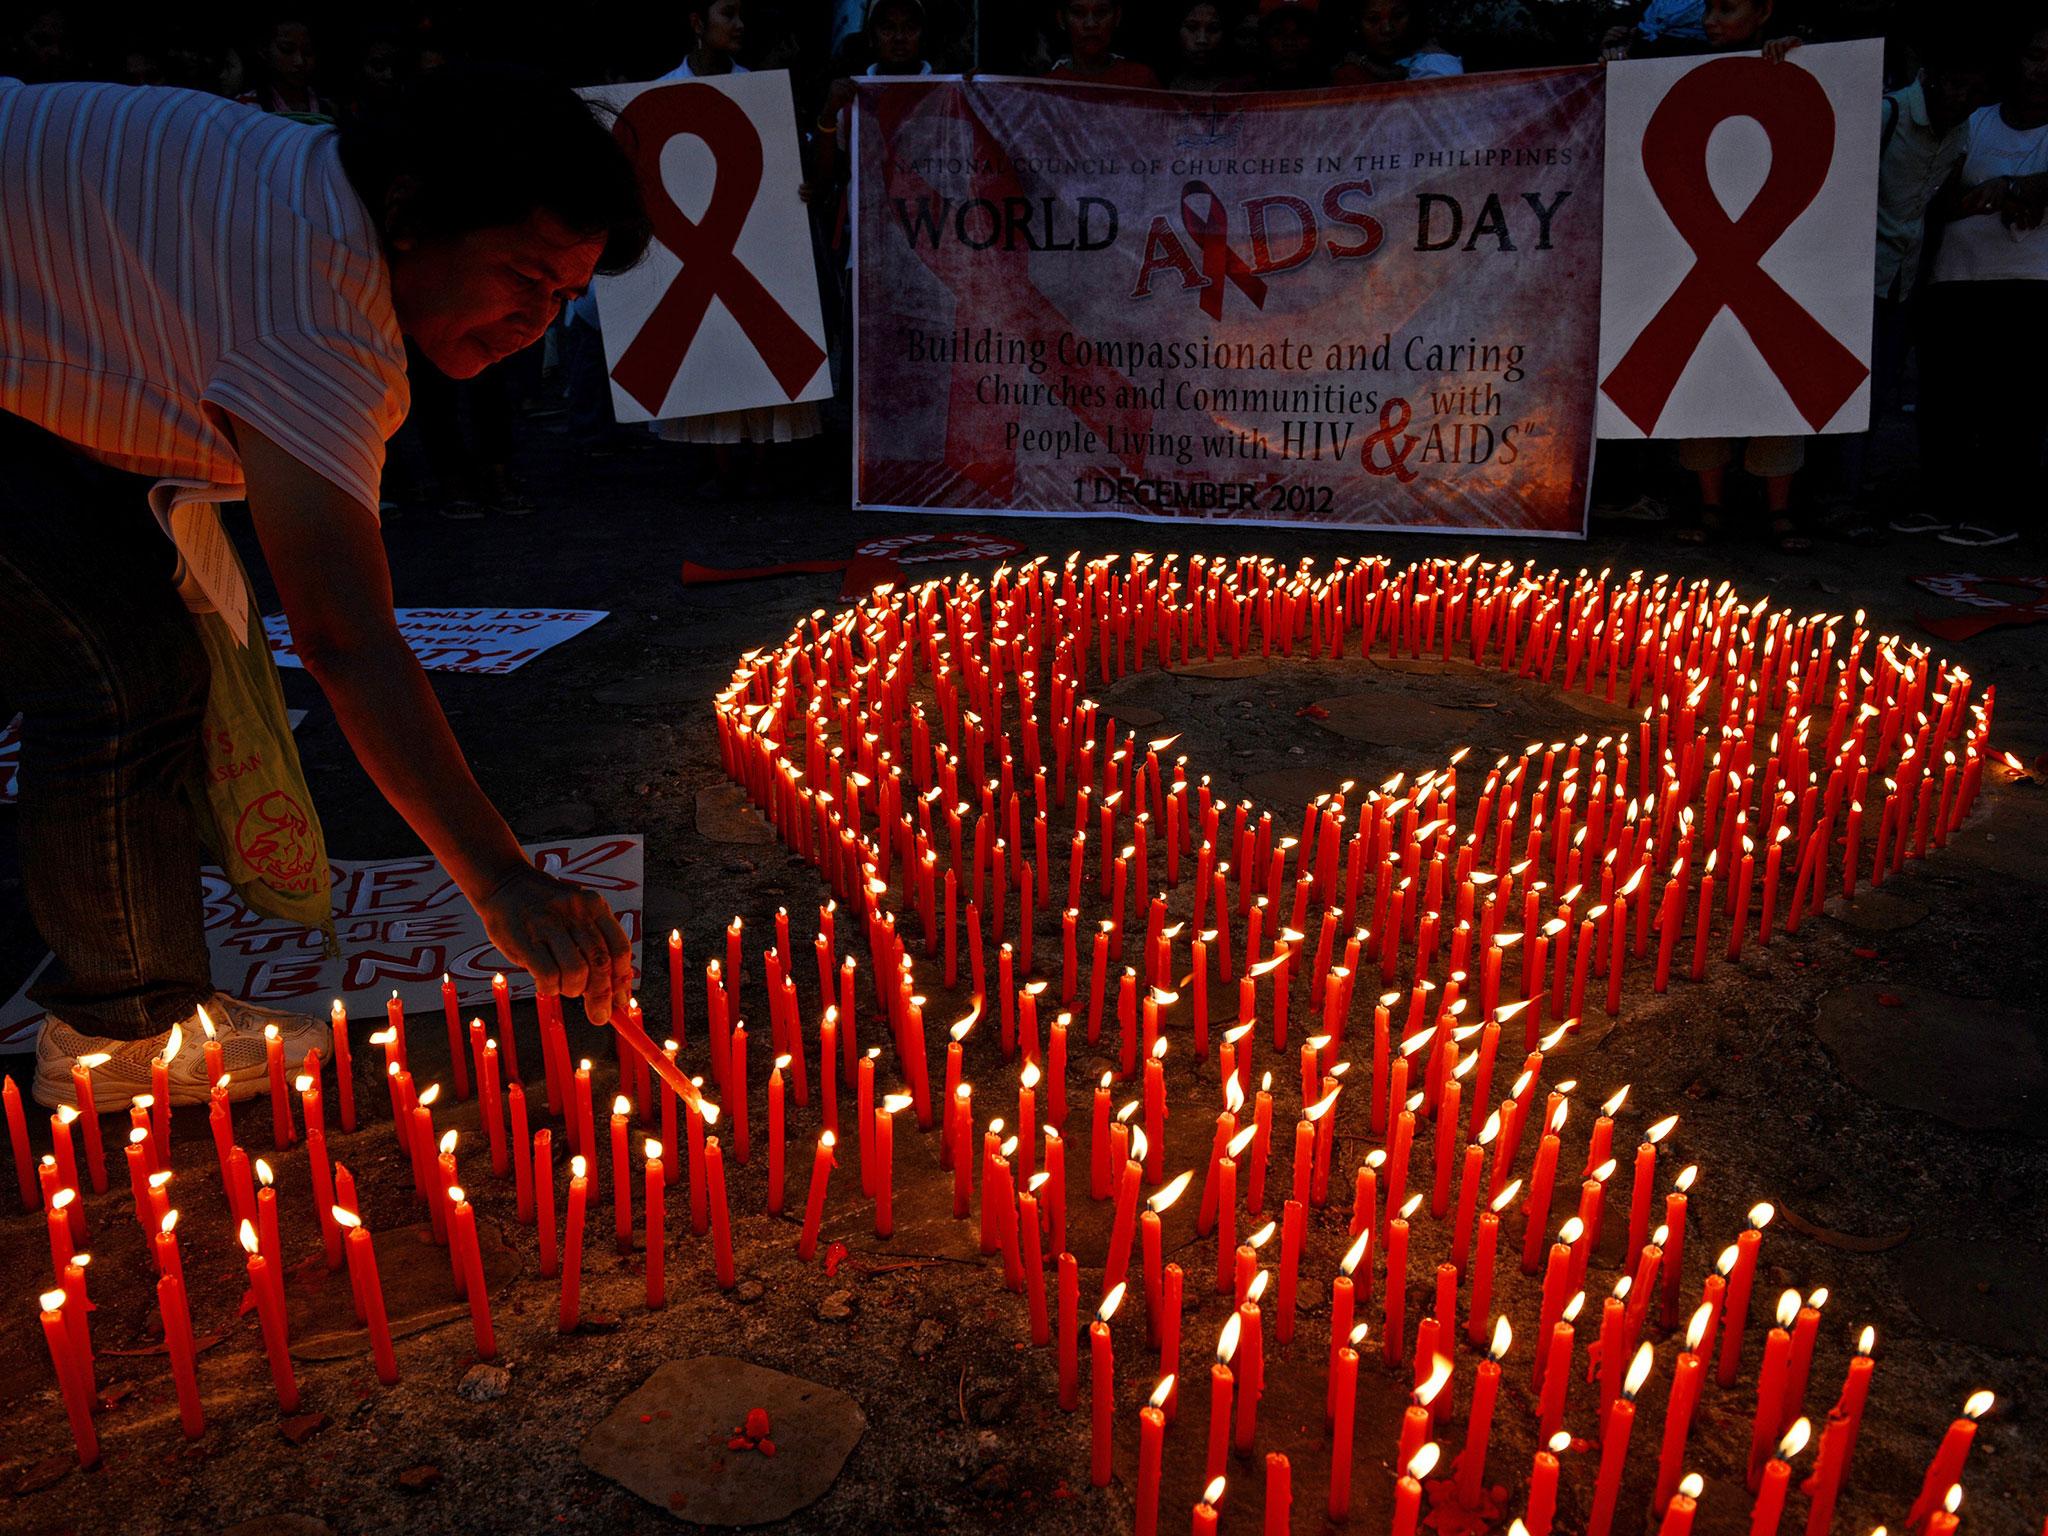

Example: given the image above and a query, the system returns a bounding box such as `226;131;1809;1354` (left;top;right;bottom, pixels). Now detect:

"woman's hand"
477;864;635;1026
1955;178;2009;217
1761;36;1803;63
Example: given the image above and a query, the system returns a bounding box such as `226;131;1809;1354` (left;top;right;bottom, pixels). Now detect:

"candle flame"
1148;1170;1193;1214
1406;1443;1440;1480
701;1101;722;1126
1591;1158;1617;1183
1675;1164;1698;1193
1623;1341;1654;1399
1776;1289;1800;1327
333;1206;361;1229
571;1156;588;1179
1149;1375;1175;1409
1021;1061;1041;1090
163;1022;184;1064
1249;1220;1276;1251
613;1095;632;1117
39;1289;66;1311
1857;1326;1875;1356
1808;1287;1828;1310
148;1169;173;1191
1778;1418;1811;1460
1686;1303;1712;1353
52;1187;75;1210
255;1159;274;1188
1944;1486;1962;1516
56;1104;77;1126
1304;1086;1341;1122
438;1130;458;1156
1647;1114;1678;1144
294;1074;312;1093
1217;1311;1242;1363
1491;1179;1523;1213
1227;1124;1257;1159
1963;1390;1993;1419
1678;1472;1704;1499
129;1127;148;1145
1201;1476;1226;1507
1559;1216;1585;1245
1601;1084;1630;1117
77;1052;110;1070
419;1083;441;1108
1401;1193;1424;1220
1490;1316;1513;1360
882;1093;913;1113
1098;1282;1126;1324
238;1219;258;1254
1564;1291;1586;1323
1341;1228;1371;1277
1748;1202;1775;1230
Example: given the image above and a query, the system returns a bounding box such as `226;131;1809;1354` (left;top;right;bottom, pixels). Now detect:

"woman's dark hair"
339;62;652;276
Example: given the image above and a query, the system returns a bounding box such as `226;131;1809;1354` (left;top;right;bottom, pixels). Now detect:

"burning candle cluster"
7;552;2014;1533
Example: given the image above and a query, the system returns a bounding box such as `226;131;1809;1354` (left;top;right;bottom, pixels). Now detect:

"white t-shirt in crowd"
1931;103;2048;284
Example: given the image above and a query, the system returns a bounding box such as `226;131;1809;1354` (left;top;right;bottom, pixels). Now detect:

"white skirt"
655;401;821;445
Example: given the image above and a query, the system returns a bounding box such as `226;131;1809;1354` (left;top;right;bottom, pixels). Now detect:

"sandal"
1887;512;1950;535
1771;517;1812;553
1674;507;1725;545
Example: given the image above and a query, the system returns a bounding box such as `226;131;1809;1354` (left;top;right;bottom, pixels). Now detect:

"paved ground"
1;413;2044;1534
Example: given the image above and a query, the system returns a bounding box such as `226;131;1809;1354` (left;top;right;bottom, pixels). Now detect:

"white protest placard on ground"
1597;40;1882;440
0;835;644;1053
580;70;830;424
265;608;606;675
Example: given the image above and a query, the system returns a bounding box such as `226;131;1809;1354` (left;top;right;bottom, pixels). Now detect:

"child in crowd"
1671;0;1810;549
1048;0;1161;87
1914;17;2048;547
1858;33;1992;524
1165;1;1240;91
1333;0;1463;84
654;0;821;497
1254;0;1326;89
237;17;333;120
1602;0;1706;60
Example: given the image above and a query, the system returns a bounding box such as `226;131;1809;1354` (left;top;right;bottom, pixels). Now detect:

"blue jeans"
0;411;214;1038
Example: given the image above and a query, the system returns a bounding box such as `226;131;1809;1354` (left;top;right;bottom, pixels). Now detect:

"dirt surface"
2;428;2046;1535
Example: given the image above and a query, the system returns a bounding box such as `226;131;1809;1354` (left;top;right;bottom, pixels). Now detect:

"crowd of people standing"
6;1;2043;544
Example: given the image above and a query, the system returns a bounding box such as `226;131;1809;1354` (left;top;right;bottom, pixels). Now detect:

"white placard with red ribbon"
581;70;831;424
0;835;644;1053
1596;40;1881;439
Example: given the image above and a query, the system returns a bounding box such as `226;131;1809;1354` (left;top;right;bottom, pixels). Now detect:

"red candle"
1656;1305;1714;1509
768;1055;789;1215
1748;1421;1811;1536
157;1267;204;1436
1659;1474;1704;1536
447;1187;496;1359
1194;1477;1226;1536
39;1291;98;1468
1391;1445;1438;1536
1327;1333;1363;1519
329;1000;356;1132
1207;1317;1239;1484
1456;1318;1510;1509
1136;1376;1172;1536
1904;1390;1992;1531
59;1255;94;1395
332;1206;398;1383
1524;1437;1566;1536
644;1140;666;1308
1717;1206;1771;1386
67;1058;108;1194
1090;1284;1124;1487
1748;1295;1798;1488
876;1092;909;1238
263;1022;295;1150
1588;1343;1653;1536
707;1133;736;1288
559;1154;589;1331
6;1077;39;1209
1059;1251;1081;1411
609;1095;634;1247
799;1131;837;1260
239;1219;299;1411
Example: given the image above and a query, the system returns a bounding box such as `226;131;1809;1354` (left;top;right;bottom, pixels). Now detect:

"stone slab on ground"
1893;1235;2048;1356
1821;888;1928;933
580;1356;864;1525
1812;982;2045;1134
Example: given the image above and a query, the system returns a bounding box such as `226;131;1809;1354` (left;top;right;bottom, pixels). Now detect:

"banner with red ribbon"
581;71;830;424
854;70;1607;534
1597;41;1880;440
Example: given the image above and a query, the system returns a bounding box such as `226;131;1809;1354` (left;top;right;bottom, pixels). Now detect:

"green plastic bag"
183;557;337;950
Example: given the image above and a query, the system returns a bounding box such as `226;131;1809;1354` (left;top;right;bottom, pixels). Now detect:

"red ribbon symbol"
609;83;826;416
1600;57;1868;435
1180;181;1267;321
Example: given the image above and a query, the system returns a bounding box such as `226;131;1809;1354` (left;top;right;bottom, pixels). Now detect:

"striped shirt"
0;81;408;523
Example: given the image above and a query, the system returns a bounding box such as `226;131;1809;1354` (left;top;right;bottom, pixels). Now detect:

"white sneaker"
33;992;332;1112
